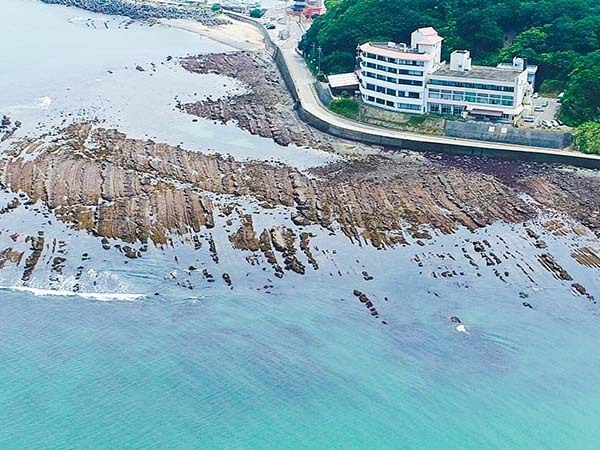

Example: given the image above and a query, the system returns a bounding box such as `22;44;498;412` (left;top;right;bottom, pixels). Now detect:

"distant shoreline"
38;0;227;25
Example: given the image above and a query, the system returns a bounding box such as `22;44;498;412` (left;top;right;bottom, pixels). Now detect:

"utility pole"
317;46;322;76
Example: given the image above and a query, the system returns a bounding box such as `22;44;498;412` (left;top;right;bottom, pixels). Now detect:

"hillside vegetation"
301;0;600;127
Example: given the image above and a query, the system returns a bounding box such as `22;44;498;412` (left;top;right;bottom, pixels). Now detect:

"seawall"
226;13;600;169
296;106;600;168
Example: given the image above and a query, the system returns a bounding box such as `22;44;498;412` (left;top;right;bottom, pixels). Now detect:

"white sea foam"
0;286;144;301
456;324;470;334
35;96;52;108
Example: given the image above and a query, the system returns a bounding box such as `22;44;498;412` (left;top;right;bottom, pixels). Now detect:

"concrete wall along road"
445;121;572;149
313;81;333;107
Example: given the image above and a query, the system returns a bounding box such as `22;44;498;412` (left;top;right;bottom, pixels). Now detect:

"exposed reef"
182;51;335;150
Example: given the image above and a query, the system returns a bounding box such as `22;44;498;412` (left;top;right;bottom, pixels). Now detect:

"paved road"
234;13;600;163
279;46;598;157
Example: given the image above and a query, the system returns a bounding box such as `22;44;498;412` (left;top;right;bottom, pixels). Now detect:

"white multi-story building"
426;50;529;120
357;27;443;113
356;28;531;121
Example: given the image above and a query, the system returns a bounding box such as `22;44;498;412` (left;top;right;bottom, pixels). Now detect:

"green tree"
573;122;600;154
499;27;549;63
559;67;600;125
249;8;264;18
322;51;356;75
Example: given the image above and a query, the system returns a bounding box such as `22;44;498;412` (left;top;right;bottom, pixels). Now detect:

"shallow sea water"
1;1;600;449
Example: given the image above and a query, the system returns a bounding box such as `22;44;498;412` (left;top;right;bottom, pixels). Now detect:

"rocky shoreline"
182;52;336;150
2;119;600;298
40;0;229;25
1;45;600;308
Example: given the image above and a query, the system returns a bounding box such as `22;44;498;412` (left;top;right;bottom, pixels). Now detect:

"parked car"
523;116;535;123
532;92;539;99
540;119;552;128
263;22;275;29
541;100;549;107
551;120;559;127
557;92;565;103
534;106;544;112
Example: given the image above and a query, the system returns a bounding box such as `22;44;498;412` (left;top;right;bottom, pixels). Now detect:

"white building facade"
357;28;531;120
357;27;443;113
426;50;529;120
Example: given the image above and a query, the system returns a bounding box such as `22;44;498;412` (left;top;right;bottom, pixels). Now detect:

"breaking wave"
35;96;52;108
0;285;144;301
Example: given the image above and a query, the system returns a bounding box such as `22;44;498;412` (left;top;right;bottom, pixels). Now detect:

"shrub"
329;98;359;120
573;122;600;154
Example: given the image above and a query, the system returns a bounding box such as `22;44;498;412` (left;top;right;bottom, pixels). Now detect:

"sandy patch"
162;17;265;50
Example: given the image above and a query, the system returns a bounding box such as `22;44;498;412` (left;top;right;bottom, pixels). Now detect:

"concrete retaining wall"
445;121;572;149
298;106;600;169
223;12;300;106
273;48;299;103
314;81;333;106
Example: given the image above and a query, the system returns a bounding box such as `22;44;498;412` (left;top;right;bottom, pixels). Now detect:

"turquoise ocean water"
2;282;600;449
1;1;600;448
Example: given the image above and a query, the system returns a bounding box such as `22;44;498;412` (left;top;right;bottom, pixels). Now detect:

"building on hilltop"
356;28;532;121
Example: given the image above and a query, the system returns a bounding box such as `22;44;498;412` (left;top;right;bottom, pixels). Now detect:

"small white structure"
328;72;360;96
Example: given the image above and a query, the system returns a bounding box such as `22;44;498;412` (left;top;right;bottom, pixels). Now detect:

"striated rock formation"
229;214;260;251
4;123;600;255
182;52;335;150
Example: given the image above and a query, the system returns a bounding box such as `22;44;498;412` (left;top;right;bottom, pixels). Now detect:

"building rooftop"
417;35;444;45
328;72;359;89
359;42;434;61
417;26;438;36
431;65;522;82
413;27;443;45
497;62;538;73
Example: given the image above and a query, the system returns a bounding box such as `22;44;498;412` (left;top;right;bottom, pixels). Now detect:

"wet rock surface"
0;115;21;142
3;123;600;254
1;48;600;308
182;51;335;150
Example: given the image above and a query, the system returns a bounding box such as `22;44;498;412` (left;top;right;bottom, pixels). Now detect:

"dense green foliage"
329;98;360;119
573;122;600;154
557;52;600;125
301;0;600;125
